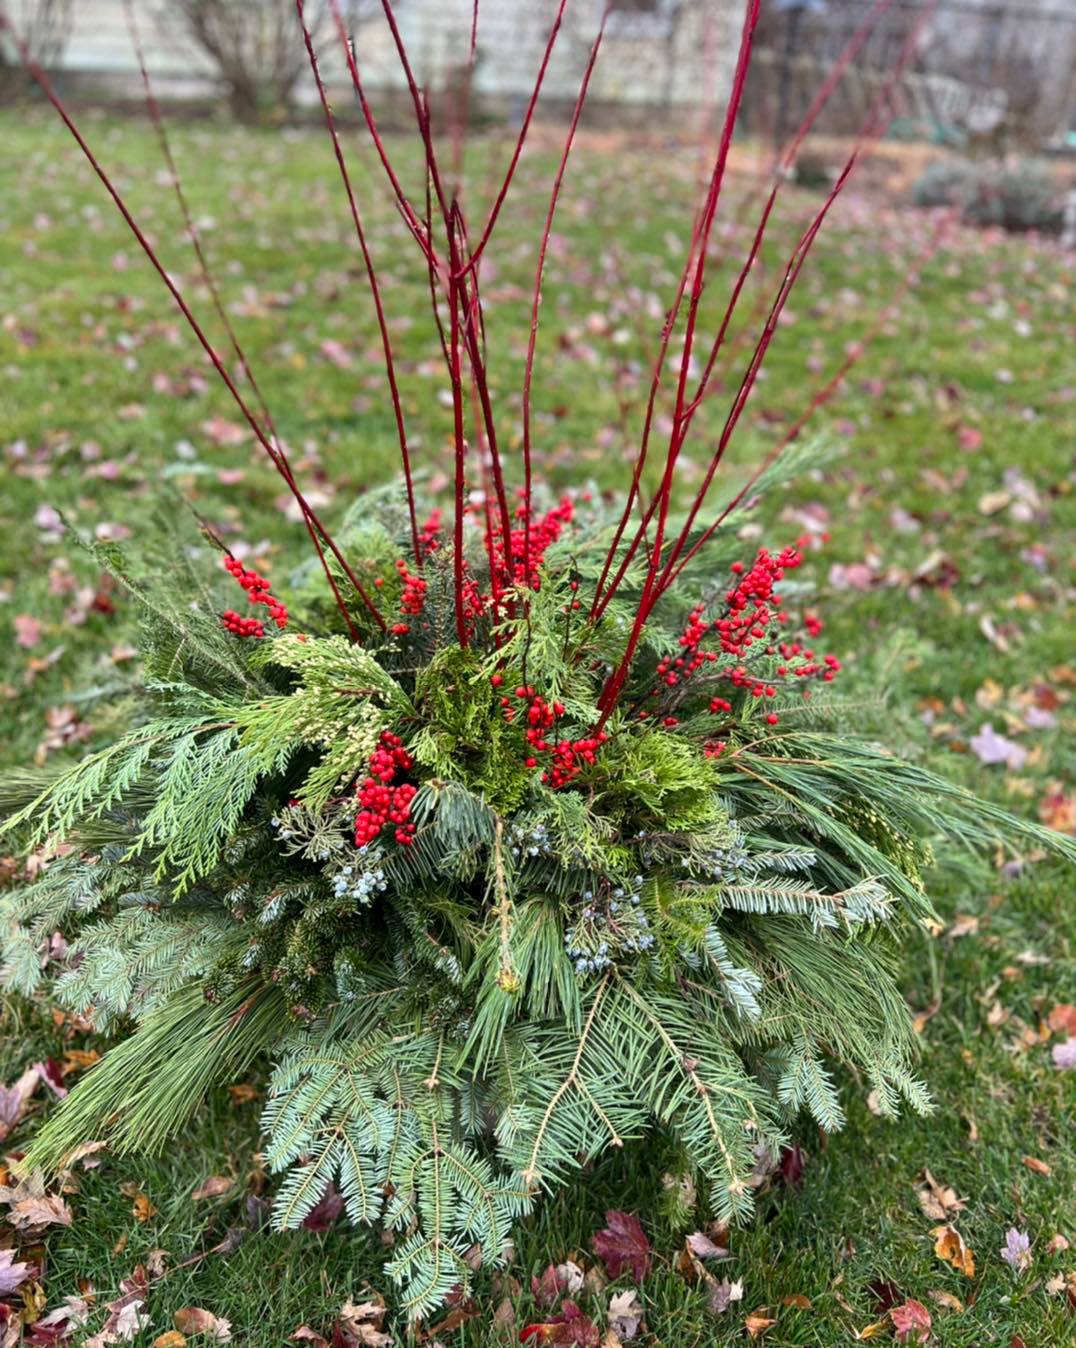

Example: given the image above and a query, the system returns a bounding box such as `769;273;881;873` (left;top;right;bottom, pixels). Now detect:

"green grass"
1;111;1074;1344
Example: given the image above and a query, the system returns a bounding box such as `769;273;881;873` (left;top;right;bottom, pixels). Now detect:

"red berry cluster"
544;731;608;790
390;559;428;636
221;555;288;638
494;685;607;789
647;545;843;729
488;496;575;590
419;508;442;556
354;731;417;848
221;609;265;638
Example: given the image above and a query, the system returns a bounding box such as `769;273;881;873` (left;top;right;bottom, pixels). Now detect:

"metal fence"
751;0;1076;146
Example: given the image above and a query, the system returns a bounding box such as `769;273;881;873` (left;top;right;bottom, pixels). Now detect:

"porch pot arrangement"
1;0;1072;1322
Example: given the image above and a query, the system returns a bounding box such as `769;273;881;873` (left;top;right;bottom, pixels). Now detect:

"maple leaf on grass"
300;1181;345;1233
172;1308;233;1341
931;1224;975;1277
1052;1038;1076;1070
708;1279;744;1314
913;1169;967;1222
744;1309;777;1339
889;1298;932;1344
685;1231;730;1261
0;1171;72;1232
532;1262;584;1308
520;1300;599;1346
191;1176;234;1202
0;1247;33;1297
83;1266;151;1348
335;1298;393;1348
592;1211;651;1283
778;1142;805;1188
606;1288;644;1341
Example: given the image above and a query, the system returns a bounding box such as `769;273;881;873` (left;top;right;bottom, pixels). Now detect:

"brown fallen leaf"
1045;1233;1070;1254
1046;1004;1076;1035
336;1297;393;1348
606;1288;644;1341
226;1084;260;1105
914;1169;967;1221
130;1192;157;1223
0;1067;42;1143
1021;1155;1051;1176
154;1335;188;1348
0;1172;73;1231
927;1289;964;1313
932;1224;975;1277
744;1309;777;1339
779;1294;812;1309
289;1329;329;1348
173;1308;232;1341
192;1176;234;1201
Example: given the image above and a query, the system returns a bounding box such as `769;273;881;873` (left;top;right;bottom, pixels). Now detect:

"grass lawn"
1;111;1074;1345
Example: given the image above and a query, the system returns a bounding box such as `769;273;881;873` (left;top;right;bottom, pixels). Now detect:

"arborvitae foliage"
3;498;1072;1320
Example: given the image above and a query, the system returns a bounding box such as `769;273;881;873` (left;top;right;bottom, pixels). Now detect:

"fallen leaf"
927;1289;963;1312
532;1261;584;1308
915;1170;966;1221
969;723;1027;770
890;1298;932;1343
1045;1233;1070;1254
1021;1155;1051;1176
744;1309;776;1339
592;1211;651;1283
226;1084;259;1105
14;614;42;648
606;1288;643;1341
707;1279;743;1315
932;1224;975;1277
0;1172;73;1231
172;1309;231;1342
853;1320;890;1340
0;1066;42;1143
1046;1004;1076;1035
191;1177;233;1201
336;1298;393;1348
778;1142;805;1188
0;1247;32;1296
520;1299;599;1346
867;1279;901;1312
301;1182;344;1233
153;1335;188;1348
26;1294;93;1343
685;1231;730;1261
1051;1038;1076;1070
131;1192;157;1223
780;1294;812;1309
82;1267;150;1347
289;1330;328;1348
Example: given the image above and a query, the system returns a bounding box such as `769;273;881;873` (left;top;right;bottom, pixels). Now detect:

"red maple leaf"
520;1300;599;1346
592;1209;652;1283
